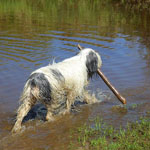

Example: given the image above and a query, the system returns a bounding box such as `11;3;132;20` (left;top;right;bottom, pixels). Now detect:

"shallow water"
0;1;150;149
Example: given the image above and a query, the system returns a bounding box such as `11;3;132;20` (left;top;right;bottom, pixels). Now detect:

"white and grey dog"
12;48;102;133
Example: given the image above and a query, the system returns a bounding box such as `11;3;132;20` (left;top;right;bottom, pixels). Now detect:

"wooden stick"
77;44;126;104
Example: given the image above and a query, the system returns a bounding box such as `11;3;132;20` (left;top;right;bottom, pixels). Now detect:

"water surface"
0;1;150;149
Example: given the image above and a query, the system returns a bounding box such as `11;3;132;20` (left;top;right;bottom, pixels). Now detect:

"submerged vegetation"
119;0;150;10
0;0;150;42
70;117;150;150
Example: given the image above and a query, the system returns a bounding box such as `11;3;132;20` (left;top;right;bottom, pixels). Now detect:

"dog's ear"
86;51;98;78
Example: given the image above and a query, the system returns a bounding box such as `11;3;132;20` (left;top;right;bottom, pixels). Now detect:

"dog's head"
79;48;102;78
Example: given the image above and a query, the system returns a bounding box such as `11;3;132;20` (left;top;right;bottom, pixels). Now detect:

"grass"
69;117;150;150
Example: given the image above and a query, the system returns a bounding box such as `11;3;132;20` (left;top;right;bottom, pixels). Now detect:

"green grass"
70;117;150;150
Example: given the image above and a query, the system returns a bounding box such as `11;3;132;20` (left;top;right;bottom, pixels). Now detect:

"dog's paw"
11;125;22;134
46;115;55;122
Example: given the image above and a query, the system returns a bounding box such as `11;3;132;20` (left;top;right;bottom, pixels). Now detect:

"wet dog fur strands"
12;48;102;133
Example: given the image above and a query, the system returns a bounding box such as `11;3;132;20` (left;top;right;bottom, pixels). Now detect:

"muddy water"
0;1;150;149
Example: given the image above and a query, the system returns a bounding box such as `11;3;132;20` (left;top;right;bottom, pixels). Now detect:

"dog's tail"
19;82;32;102
19;80;38;103
20;72;51;103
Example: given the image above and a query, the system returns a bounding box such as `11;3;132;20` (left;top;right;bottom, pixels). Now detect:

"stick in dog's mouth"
77;44;126;105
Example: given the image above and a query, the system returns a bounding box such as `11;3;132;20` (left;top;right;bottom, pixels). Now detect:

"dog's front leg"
65;91;76;114
66;99;72;112
83;90;98;104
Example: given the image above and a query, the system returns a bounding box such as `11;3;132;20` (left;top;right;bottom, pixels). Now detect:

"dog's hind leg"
12;95;36;133
45;106;55;121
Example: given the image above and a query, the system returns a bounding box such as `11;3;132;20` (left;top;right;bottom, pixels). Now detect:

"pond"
0;0;150;149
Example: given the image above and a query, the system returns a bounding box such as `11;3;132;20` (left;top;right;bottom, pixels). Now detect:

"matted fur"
12;48;102;133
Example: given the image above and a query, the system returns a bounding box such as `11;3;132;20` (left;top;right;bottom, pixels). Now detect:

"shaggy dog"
12;48;102;133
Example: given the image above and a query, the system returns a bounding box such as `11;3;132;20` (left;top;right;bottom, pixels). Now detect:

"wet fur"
12;48;102;133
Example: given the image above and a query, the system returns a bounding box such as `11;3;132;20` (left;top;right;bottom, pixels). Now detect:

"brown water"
0;1;150;149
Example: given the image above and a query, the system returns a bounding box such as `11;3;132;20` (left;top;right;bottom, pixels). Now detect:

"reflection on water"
0;0;150;149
